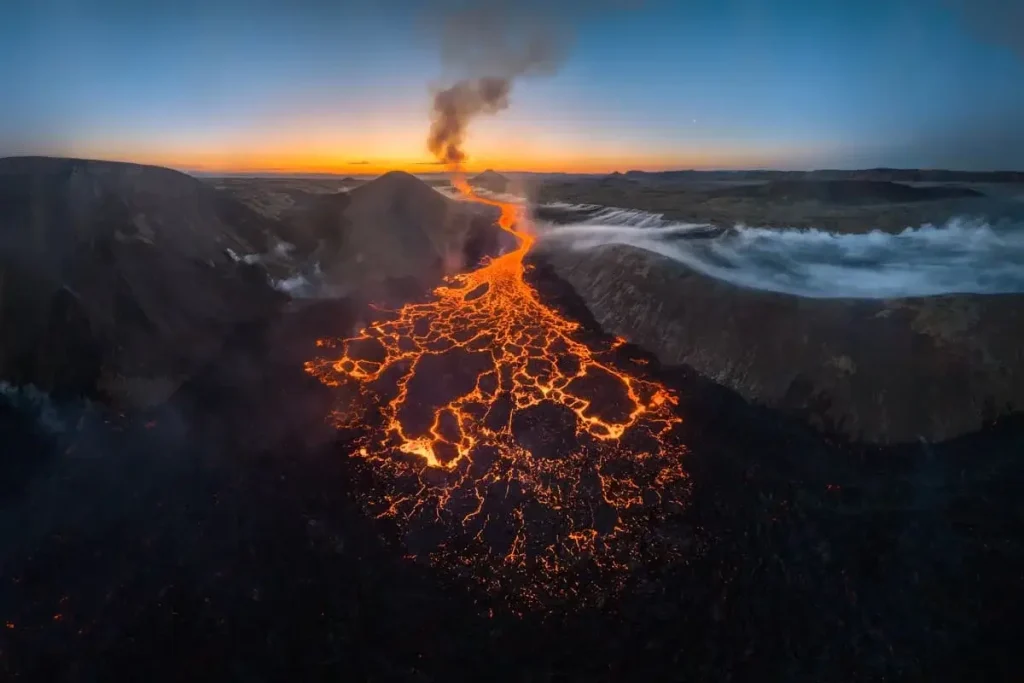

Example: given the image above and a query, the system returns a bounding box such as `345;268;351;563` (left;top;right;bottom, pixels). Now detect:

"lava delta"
306;178;691;606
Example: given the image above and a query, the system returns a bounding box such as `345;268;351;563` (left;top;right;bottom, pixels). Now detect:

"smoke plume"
428;77;513;166
427;3;569;167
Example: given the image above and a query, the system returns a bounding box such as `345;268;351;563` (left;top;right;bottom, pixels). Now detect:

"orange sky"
41;61;836;177
50;104;832;175
8;3;1024;175
66;136;822;176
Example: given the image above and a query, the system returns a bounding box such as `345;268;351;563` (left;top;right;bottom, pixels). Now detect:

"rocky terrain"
536;172;1024;234
1;160;1023;682
708;179;983;204
531;243;1024;442
210;175;363;220
528;168;1024;442
327;171;511;297
0;157;287;407
215;171;514;301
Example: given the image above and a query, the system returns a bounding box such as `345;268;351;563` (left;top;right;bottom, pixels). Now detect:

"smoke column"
428;77;512;166
427;3;568;167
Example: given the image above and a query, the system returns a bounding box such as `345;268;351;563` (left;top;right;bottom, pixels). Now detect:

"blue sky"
2;0;1022;172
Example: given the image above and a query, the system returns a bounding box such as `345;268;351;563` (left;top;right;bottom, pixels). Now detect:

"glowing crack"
306;178;690;606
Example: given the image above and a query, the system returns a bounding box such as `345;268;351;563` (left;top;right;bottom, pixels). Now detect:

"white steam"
538;209;1024;299
272;262;327;297
0;382;67;434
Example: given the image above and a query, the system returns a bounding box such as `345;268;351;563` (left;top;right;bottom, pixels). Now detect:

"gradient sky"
2;0;1023;173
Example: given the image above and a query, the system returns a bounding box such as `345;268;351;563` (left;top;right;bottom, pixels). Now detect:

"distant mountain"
620;168;1024;183
469;169;511;194
0;157;285;406
709;179;984;204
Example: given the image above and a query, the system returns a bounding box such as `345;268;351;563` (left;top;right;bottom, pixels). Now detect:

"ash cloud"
427;2;570;167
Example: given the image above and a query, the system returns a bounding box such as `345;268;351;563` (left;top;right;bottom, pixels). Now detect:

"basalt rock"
318;171;515;299
531;242;1024;443
0;157;286;407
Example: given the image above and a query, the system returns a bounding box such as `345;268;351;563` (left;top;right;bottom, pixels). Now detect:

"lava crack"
306;178;690;606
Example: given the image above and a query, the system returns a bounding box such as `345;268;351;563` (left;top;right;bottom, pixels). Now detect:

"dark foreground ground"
2;262;1023;683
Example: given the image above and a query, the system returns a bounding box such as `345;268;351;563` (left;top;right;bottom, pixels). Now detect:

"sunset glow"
4;1;1023;172
62;137;828;176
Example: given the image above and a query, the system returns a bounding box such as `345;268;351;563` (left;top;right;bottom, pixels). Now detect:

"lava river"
305;178;690;606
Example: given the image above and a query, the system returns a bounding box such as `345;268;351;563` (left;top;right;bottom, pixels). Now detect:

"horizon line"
2;155;1022;177
185;166;1024;178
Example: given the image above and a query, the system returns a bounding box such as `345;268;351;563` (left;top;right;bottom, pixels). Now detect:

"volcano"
470;169;511;194
315;171;513;300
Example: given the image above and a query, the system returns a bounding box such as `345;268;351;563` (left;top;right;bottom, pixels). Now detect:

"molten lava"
306;176;689;605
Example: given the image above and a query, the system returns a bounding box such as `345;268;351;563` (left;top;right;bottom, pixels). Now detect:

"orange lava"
306;175;689;605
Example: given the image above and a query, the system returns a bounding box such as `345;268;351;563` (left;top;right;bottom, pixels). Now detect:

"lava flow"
306;177;690;605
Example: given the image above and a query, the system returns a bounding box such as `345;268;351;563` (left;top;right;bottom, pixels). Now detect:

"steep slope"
0;157;285;406
278;190;351;256
320;171;513;298
532;243;1024;442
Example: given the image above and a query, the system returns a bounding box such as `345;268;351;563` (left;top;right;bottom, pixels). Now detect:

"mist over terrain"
539;209;1024;298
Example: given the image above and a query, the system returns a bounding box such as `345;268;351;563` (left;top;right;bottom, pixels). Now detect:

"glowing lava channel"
306;177;689;605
